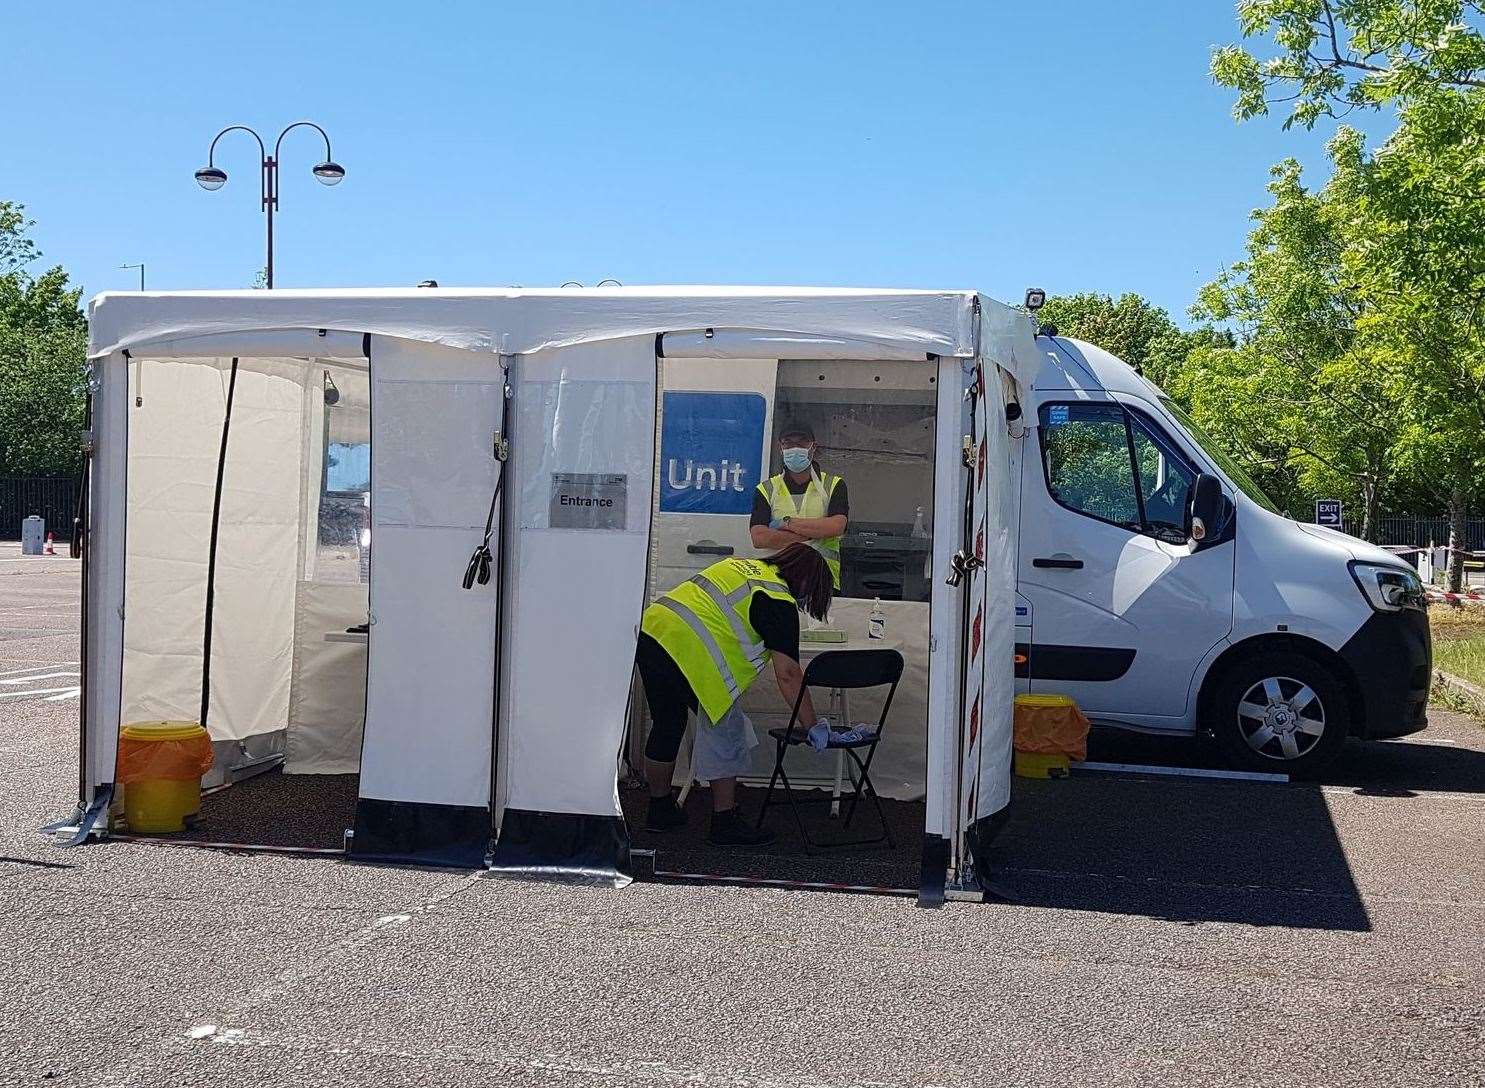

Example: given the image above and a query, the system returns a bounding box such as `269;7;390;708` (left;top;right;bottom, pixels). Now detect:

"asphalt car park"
1;551;1482;1086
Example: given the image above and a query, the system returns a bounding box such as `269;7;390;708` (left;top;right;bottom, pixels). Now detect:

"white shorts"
692;704;759;781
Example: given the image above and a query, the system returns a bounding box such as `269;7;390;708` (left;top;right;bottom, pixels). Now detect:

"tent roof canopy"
87;285;1046;386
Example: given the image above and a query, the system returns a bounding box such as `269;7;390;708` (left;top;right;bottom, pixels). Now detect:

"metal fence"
0;477;79;541
1345;515;1485;552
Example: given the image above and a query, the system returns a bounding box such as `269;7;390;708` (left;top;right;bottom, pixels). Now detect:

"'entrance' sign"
550;473;627;530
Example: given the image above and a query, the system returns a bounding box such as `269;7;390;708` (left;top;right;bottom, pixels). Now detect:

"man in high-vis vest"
637;544;836;846
749;421;849;590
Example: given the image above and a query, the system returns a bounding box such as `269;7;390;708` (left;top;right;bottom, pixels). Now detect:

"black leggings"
636;633;697;762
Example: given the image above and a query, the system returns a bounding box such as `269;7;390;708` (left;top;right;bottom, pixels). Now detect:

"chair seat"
768;727;876;749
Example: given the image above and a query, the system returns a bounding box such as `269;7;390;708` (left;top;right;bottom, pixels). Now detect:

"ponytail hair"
763;543;833;623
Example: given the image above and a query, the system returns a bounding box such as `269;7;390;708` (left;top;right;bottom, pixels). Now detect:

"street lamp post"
120;262;145;290
193;121;345;288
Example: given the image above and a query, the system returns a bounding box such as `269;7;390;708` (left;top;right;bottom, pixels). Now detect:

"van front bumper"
1338;608;1432;740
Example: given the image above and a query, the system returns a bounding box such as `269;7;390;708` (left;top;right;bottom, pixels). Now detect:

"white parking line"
0;671;79;684
0;661;77;675
0;686;78;699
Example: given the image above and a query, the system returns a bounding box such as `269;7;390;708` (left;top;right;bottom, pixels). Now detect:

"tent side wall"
283;357;372;774
962;309;1021;877
922;354;973;885
83;353;129;800
120;357;306;766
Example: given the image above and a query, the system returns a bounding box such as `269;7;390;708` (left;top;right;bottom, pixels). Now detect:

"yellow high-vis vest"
757;470;843;588
641;557;798;725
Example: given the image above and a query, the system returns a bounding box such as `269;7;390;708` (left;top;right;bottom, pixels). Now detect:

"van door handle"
687;542;735;556
1032;557;1083;569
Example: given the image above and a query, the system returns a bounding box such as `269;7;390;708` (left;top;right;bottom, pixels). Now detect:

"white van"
1015;333;1432;773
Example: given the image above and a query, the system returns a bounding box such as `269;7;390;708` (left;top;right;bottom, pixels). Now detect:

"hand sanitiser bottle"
868;598;886;640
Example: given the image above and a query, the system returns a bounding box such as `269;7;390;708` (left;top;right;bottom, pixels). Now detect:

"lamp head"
312;161;346;186
194;166;228;191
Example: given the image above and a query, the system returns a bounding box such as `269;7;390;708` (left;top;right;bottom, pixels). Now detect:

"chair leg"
755;742;786;830
839;744;893;848
777;764;814;854
840;753;868;829
861;763;895;849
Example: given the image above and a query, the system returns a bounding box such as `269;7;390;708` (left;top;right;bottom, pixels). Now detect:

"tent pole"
949;364;983;882
76;384;94;807
487;355;514;846
200;357;240;729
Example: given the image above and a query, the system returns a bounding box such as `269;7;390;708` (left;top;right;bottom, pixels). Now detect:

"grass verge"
1429;604;1485;723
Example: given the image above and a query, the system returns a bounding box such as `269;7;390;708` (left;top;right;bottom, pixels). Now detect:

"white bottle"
912;505;931;580
868;598;886;640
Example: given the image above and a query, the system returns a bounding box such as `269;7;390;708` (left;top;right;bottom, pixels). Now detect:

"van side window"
1039;403;1142;530
1129;412;1197;542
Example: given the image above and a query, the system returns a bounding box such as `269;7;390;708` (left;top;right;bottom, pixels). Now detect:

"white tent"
78;286;1030;901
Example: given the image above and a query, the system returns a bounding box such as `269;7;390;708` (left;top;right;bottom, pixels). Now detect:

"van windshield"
1158;396;1281;514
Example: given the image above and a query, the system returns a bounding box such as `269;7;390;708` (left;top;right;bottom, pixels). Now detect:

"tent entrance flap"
636;349;951;890
349;338;504;867
488;336;657;884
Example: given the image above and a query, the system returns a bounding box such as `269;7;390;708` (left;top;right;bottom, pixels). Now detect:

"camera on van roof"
1024;288;1047;312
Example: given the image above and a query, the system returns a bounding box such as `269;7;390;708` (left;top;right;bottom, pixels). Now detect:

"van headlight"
1349;562;1426;613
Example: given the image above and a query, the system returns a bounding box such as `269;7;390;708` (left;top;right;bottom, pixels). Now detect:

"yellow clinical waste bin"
116;721;215;833
1013;694;1091;779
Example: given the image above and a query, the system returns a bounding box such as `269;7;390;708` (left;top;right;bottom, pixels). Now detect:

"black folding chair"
755;648;904;852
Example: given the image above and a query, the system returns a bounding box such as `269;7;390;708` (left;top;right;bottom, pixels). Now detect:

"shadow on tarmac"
131;722;1485;932
984;722;1484;931
993;773;1371;931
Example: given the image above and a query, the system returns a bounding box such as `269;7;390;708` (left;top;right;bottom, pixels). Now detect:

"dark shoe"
708;809;776;847
645;794;688;831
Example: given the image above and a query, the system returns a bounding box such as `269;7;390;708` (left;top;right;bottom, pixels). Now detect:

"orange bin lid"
120;720;207;743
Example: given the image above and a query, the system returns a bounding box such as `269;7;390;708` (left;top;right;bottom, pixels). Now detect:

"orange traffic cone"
43;532;56;555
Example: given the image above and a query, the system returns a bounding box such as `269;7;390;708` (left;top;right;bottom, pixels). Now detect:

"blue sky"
2;1;1387;323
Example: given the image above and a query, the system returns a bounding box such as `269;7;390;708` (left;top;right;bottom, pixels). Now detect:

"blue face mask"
781;447;812;473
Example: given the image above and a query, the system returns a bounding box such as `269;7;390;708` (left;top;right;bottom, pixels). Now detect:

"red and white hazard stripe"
1426;589;1485;605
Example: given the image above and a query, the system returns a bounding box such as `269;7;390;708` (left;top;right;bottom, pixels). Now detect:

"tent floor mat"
621;783;925;891
145;769;358;850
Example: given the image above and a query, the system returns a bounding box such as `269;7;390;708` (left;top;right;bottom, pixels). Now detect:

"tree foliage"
1035;292;1218;390
1209;1;1485;585
1331;89;1485;578
1213;0;1485;128
1182;158;1408;535
0;202;87;477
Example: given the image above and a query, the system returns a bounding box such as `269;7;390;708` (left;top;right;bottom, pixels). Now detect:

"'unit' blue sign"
659;391;766;514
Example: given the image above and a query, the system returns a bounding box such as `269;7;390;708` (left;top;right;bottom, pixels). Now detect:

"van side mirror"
1186;473;1223;544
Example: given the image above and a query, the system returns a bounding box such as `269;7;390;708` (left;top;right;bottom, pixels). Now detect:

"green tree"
0;201;87;477
1215;1;1485;586
1213;0;1485;128
1037;292;1198;388
1183;159;1406;538
1327;90;1485;583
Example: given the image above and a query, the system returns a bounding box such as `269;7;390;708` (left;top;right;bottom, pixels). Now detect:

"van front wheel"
1209;652;1350;775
